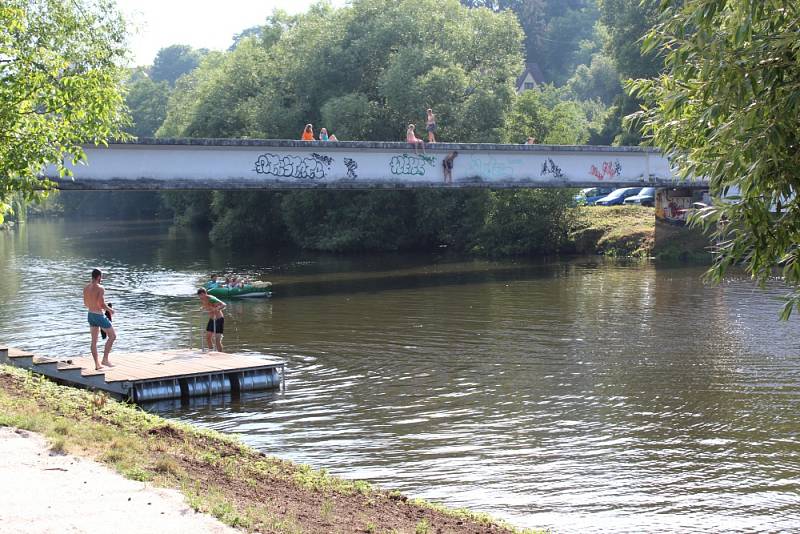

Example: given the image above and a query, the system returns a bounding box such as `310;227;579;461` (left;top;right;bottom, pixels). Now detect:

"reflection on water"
1;220;800;533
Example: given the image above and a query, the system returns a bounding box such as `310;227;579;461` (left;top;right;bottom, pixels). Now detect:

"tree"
0;0;128;222
125;69;170;137
598;0;662;79
501;85;592;145
150;45;206;86
629;0;800;318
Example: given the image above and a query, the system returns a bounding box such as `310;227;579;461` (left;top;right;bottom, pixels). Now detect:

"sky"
115;0;349;66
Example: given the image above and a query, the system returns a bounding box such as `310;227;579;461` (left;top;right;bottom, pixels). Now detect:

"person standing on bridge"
301;124;315;141
197;288;226;352
425;108;437;143
83;268;116;370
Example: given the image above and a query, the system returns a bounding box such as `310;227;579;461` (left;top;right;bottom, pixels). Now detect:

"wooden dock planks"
2;346;285;401
66;349;283;382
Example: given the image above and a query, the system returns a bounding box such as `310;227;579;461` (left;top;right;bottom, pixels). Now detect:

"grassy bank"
0;365;542;534
568;205;655;257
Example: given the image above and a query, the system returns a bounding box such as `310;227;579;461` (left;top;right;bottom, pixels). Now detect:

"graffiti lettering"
390;154;435;176
589;159;622;181
540;158;564;178
469;156;516;179
253;153;332;180
344;158;358;179
311;153;334;166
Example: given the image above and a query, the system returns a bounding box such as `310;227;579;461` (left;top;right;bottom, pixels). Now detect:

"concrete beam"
45;138;707;191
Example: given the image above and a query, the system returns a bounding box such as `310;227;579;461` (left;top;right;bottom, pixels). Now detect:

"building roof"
516;62;545;87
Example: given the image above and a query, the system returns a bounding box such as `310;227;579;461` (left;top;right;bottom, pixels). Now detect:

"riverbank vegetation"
0;0;129;223
0;364;542;533
629;0;800;317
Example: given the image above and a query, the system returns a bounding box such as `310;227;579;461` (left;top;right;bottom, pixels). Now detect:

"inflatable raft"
208;281;272;299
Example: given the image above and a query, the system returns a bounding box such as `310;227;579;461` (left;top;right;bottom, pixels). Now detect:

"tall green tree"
0;0;128;222
629;0;800;317
125;69;170;137
150;45;206;86
461;0;602;85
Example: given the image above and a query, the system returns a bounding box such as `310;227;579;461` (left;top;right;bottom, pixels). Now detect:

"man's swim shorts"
206;317;224;335
87;312;112;329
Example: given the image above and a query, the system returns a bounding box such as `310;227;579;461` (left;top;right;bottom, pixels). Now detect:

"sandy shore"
0;427;235;534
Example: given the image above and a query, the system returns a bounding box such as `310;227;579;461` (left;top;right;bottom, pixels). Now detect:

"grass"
0;365;547;534
568;205;656;257
568;205;712;261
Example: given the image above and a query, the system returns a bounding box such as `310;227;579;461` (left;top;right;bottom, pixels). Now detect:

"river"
1;220;798;533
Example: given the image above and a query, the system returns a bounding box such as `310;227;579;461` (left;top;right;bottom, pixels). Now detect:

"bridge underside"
46;138;707;191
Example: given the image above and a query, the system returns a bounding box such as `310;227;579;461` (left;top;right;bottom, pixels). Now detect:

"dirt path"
0;427;235;534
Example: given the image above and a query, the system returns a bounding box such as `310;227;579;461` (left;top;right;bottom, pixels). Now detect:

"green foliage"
159;0;523;142
598;0;662;79
628;0;800;317
281;191;419;252
414;190;489;252
501;85;594;144
462;0;603;85
209;192;288;247
566;53;621;105
477;189;574;256
0;0;129;222
125;69;170;138
150;45;206;85
162;191;213;228
320;93;384;141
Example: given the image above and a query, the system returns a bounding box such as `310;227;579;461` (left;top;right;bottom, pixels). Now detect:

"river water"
1;220;799;533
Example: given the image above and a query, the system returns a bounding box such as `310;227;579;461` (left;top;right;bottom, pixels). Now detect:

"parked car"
623;187;656;206
574;187;614;205
594;187;643;206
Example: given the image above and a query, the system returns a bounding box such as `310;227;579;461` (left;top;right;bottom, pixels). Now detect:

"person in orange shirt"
301;124;314;141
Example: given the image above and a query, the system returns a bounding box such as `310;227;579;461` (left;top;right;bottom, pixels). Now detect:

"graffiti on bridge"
540;158;564;179
344;158;358;179
468;156;518;179
254;153;334;180
590;160;622;181
390;154;436;176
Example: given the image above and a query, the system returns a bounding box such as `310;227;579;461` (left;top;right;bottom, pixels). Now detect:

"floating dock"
0;346;284;403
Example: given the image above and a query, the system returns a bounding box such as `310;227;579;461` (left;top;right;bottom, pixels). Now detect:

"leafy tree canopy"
159;0;524;143
0;0;128;222
124;69;170;137
629;0;800;318
150;44;207;85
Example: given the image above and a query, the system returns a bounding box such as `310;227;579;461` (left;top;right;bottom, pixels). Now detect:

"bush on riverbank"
0;365;541;534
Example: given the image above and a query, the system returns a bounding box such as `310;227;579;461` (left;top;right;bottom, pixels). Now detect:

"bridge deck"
45;138;706;190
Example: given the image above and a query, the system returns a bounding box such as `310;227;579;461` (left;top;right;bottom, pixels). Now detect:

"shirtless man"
197;288;226;352
83;268;116;370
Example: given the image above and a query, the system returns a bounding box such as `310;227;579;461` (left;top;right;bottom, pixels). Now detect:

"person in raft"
406;124;425;154
83;268;116;370
197;287;226;352
301;123;315;141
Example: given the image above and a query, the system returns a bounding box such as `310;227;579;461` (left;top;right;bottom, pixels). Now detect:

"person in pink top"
406;124;425;154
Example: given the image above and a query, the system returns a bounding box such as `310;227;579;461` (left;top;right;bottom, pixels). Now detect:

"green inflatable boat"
207;281;272;299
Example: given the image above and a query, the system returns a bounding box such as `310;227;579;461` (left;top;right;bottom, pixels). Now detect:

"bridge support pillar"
653;187;712;260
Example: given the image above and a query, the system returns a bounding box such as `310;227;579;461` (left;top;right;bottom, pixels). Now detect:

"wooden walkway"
0;346;284;403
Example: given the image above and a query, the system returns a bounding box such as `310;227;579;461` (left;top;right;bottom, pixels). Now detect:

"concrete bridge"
45;138;707;191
